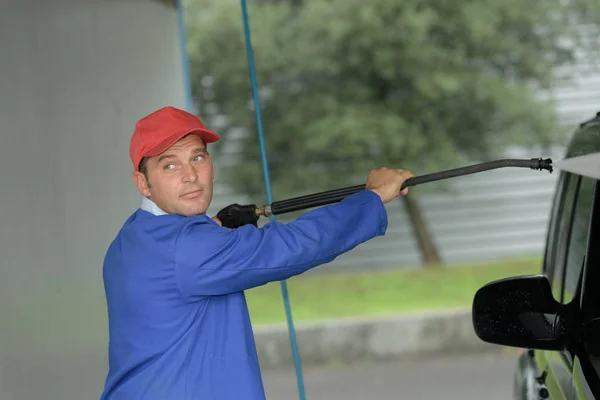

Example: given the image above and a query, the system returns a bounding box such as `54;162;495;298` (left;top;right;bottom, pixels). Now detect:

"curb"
254;308;502;369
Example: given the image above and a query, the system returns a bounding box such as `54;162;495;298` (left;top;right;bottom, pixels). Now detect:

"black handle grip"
216;203;259;229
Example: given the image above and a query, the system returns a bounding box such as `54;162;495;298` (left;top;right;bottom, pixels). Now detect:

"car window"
550;173;580;301
544;172;569;279
562;176;596;303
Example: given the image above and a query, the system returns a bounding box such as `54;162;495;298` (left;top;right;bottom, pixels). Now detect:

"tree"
184;0;600;267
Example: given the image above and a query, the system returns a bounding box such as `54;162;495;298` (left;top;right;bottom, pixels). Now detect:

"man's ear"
132;171;151;197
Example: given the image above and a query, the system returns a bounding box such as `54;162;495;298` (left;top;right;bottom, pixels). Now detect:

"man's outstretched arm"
174;167;414;301
175;189;387;300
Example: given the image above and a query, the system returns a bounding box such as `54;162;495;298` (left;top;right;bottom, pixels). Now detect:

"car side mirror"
472;275;569;351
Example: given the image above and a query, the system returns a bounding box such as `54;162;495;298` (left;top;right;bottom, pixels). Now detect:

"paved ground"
262;350;520;400
0;349;520;400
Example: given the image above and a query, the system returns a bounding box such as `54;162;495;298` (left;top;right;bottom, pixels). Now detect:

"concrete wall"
0;1;186;398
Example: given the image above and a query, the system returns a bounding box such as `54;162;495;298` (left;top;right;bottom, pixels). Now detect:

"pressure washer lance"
216;157;553;229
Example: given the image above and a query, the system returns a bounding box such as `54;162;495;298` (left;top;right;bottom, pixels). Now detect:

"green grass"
246;256;542;325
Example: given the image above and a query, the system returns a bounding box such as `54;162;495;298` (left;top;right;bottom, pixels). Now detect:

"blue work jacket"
99;189;388;399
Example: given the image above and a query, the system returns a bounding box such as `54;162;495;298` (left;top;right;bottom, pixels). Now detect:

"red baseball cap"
129;106;220;171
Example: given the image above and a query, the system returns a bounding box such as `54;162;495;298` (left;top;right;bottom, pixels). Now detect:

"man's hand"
216;203;260;229
365;168;415;203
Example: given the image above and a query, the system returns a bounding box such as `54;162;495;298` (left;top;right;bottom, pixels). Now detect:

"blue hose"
239;1;307;399
176;0;193;111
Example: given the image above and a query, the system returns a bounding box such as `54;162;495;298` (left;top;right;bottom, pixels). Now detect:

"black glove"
216;203;260;229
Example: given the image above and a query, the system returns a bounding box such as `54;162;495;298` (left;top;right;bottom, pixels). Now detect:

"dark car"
471;111;600;399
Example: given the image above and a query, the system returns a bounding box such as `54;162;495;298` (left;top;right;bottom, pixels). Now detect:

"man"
99;106;414;399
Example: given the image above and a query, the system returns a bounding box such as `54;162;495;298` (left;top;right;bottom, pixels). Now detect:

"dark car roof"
551;112;600;181
567;112;600;159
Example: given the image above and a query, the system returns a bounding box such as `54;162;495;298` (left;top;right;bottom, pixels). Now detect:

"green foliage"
184;0;600;202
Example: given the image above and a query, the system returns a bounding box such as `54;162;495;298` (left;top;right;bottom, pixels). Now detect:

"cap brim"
144;128;220;159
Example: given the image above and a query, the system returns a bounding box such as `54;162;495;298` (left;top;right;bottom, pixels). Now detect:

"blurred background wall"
0;0;186;398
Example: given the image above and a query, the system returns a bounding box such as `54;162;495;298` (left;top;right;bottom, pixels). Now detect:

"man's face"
132;134;215;216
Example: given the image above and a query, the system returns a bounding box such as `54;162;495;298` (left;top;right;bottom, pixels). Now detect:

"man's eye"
163;164;174;170
193;155;204;162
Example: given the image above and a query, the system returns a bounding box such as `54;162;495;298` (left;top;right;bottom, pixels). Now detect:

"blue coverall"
99;189;388;399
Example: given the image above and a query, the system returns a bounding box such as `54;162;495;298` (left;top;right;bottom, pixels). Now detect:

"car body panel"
574;358;597;399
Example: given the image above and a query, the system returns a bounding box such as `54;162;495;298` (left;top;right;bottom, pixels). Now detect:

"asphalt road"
262;350;520;400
